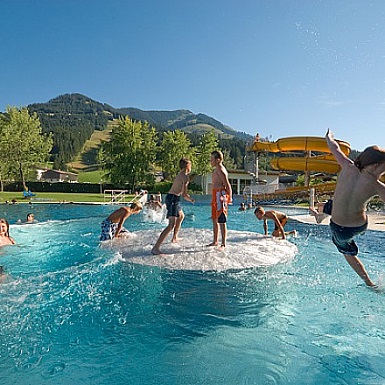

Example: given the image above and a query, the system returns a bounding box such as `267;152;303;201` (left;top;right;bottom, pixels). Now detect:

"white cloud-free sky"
1;0;385;151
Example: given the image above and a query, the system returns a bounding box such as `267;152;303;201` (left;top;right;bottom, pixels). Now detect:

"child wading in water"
0;218;16;246
207;150;232;251
151;158;195;255
325;129;385;288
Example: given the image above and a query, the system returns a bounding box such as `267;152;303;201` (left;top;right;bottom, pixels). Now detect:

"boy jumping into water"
151;158;195;255
254;206;296;240
325;129;385;287
207;150;232;251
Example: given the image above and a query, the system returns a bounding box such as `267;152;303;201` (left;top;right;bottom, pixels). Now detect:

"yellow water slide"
250;136;351;173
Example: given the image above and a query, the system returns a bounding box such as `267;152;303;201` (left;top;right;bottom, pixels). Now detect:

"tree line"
0;107;52;191
99;116;221;190
0;107;239;192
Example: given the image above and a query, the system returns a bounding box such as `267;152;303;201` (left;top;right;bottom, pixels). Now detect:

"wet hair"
254;206;264;215
354;145;385;171
27;213;34;220
130;202;143;212
179;158;191;170
0;218;10;237
211;150;224;162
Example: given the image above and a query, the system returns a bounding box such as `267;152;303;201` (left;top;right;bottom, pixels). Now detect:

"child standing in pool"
100;202;143;241
151;158;195;255
0;218;16;246
325;129;385;287
254;206;296;240
207;150;232;251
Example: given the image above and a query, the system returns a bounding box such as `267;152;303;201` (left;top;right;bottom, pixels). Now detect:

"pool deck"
290;212;385;231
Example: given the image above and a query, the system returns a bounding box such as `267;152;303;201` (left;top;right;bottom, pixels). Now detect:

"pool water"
1;203;385;385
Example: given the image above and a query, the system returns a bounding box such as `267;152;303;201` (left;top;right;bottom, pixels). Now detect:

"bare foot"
316;214;328;224
218;244;226;252
206;242;218;247
171;237;183;243
151;247;163;255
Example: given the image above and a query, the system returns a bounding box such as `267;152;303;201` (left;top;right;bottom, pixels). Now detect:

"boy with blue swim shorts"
151;158;195;255
326;129;385;288
100;202;142;241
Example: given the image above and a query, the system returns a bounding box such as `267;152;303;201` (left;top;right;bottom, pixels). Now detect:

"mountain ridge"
29;93;252;140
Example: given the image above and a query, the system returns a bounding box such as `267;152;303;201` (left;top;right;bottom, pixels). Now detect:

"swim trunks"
100;219;118;241
274;215;288;231
323;199;333;215
211;188;229;224
329;220;367;256
165;193;181;218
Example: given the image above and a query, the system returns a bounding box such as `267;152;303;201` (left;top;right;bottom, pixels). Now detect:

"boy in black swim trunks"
151;158;195;255
326;129;385;287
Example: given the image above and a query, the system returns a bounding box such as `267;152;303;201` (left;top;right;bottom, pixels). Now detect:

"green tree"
193;130;219;192
101;116;157;188
159;130;193;180
0;107;53;190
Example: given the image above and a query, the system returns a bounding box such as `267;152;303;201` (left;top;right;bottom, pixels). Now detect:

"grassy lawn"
0;191;136;203
77;170;105;183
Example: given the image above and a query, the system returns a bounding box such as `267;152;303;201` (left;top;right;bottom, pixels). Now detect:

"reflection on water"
1;204;385;384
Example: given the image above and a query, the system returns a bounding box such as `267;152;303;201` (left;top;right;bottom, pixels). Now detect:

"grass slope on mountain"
27;93;252;171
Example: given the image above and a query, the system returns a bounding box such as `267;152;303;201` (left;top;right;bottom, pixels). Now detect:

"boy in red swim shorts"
207;150;232;251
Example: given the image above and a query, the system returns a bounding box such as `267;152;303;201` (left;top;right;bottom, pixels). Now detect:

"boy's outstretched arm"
325;129;352;168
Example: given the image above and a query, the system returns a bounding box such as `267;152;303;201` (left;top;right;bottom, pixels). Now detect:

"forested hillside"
27;93;252;170
28;94;114;168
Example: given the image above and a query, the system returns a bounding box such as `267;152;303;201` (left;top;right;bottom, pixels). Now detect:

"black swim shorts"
323;199;333;215
329;220;367;256
165;193;181;218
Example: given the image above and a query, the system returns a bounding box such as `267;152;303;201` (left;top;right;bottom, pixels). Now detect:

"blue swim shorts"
165;193;181;218
100;219;118;241
329;220;367;256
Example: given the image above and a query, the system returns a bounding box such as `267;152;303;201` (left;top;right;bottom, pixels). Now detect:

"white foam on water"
108;228;298;271
142;206;167;223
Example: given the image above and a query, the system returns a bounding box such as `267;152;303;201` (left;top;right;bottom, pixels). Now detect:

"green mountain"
28;93;252;168
114;107;251;140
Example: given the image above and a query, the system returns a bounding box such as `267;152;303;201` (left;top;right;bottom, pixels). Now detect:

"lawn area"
0;191;136;204
77;170;105;183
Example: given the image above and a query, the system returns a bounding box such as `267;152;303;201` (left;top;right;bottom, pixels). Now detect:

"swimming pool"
1;203;385;384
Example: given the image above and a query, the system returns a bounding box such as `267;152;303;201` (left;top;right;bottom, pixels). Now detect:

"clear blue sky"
1;0;385;151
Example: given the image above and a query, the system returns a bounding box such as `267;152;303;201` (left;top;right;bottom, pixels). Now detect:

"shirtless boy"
151;158;195;255
326;129;385;287
207;150;232;251
100;202;142;241
254;206;295;240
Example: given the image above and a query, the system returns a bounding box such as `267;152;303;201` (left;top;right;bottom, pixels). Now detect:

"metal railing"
103;189;128;204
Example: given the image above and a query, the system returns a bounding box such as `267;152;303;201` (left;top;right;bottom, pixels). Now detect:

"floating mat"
102;228;298;271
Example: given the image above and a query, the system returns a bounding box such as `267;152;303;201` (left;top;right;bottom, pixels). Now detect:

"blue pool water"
1;202;385;385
